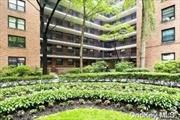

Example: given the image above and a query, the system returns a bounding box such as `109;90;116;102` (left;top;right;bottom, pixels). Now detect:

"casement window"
162;5;175;22
56;58;63;65
161;52;175;61
8;57;26;66
162;28;175;42
8;0;25;12
8;35;25;48
8;16;25;30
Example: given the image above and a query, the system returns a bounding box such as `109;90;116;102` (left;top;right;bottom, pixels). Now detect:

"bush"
115;61;134;72
91;61;108;73
154;60;180;73
60;72;180;82
65;61;109;74
124;68;149;72
0;66;42;77
83;65;94;73
13;66;32;76
66;68;81;74
0;75;54;82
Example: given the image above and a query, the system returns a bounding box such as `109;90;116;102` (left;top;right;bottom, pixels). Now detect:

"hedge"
60;72;180;82
0;75;55;82
0;87;179;114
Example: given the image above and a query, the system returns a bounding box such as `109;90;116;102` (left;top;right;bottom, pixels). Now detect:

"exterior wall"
0;0;40;68
146;0;180;70
137;0;180;70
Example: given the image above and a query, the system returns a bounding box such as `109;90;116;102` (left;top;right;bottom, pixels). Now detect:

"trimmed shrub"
60;72;180;82
154;60;180;73
0;75;54;82
0;66;42;77
115;61;134;72
124;68;150;72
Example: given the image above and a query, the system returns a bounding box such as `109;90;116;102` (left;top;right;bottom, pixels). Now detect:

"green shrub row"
0;87;179;114
60;72;180;82
154;60;180;73
1;83;179;101
0;66;42;77
124;68;150;72
0;75;54;82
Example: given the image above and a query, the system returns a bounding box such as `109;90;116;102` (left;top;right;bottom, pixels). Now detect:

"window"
8;16;25;30
162;5;175;22
8;35;25;48
8;0;25;12
162;53;175;61
67;59;74;65
8;57;26;66
162;28;175;42
56;45;63;54
56;59;63;65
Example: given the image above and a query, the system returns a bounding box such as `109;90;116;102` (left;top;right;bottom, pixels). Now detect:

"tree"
27;0;62;74
65;0;117;73
124;0;156;68
101;22;134;62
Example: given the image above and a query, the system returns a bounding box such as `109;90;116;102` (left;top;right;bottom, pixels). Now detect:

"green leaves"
0;82;179;114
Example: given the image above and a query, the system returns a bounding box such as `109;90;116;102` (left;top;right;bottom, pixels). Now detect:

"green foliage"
83;65;94;73
124;68;150;72
0;65;42;77
60;72;180;82
115;61;134;72
154;60;180;73
1;82;179;101
66;68;81;74
36;108;152;120
66;61;108;74
0;75;54;82
91;61;108;72
123;0;136;10
13;66;32;76
0;82;179;114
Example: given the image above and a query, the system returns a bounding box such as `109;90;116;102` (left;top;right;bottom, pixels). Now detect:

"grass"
36;108;152;120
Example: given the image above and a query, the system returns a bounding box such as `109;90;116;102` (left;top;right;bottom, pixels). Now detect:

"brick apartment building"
0;0;179;72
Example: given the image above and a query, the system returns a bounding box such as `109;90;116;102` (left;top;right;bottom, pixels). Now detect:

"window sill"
161;41;175;45
161;18;175;24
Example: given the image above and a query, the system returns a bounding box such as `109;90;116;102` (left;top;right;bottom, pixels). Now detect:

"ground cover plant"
0;82;179;115
0;82;179;101
36;108;152;120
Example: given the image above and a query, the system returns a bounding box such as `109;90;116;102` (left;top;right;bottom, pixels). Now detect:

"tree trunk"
139;0;146;68
40;6;48;74
80;2;86;73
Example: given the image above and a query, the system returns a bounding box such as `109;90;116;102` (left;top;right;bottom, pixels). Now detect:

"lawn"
36;108;152;120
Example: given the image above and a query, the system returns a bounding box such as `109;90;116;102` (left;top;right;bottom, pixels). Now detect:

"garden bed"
3;99;179;120
0;83;179;116
60;72;180;87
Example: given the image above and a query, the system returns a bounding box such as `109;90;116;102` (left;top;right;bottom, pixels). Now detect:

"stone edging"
0;78;179;88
